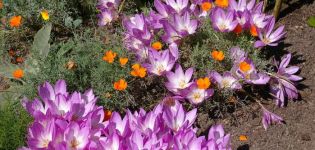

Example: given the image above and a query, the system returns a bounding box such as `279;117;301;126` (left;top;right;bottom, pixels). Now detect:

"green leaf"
65;17;73;28
73;19;82;28
31;23;52;59
307;16;315;28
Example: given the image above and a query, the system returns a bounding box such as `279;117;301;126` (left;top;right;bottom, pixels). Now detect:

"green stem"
118;0;126;14
273;0;283;20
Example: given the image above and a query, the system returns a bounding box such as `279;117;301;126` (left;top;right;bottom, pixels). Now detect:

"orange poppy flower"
239;61;251;72
250;25;258;37
131;64;147;78
119;57;128;66
102;50;117;63
152;41;163;51
104;110;112;121
239;135;248;141
211;50;225;61
233;24;242;35
9;16;22;28
16;57;24;63
215;0;229;8
40;10;50;21
13;69;24;79
113;79;127;91
201;2;212;12
197;77;211;89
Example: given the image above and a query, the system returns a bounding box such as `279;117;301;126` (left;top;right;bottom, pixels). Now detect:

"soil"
225;1;315;149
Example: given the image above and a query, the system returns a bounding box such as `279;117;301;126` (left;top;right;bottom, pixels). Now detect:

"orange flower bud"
104;110;112;121
233;24;242;35
239;135;248;141
250;25;258;37
16;57;24;63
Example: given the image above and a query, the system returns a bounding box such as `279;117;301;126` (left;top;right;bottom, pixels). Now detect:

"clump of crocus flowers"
97;0;121;26
20;80;231;149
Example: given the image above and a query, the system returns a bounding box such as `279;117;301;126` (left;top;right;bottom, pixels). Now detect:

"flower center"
179;80;187;89
70;138;80;148
221;79;231;88
193;92;202;102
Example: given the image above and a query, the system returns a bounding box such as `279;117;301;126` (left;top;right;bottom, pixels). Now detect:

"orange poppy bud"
9;16;22;28
197;77;211;89
233;24;243;35
102;50;117;63
201;2;212;12
239;61;251;72
104;110;112;121
13;69;24;79
250;25;258;37
152;42;163;51
211;50;225;61
119;57;128;66
8;49;15;56
113;79;127;91
239;135;248;141
16;57;24;63
215;0;229;8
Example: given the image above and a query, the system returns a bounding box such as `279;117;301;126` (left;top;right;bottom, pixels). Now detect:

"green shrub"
0;94;32;150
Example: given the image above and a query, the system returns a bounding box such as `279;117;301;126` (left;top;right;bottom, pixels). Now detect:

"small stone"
301;133;311;141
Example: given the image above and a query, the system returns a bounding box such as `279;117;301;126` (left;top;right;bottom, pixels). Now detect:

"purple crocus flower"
269;53;302;107
162;102;197;132
161;20;183;44
254;18;286;48
210;8;238;32
165;64;194;94
229;46;247;63
97;0;121;9
64;123;90;149
235;10;251;29
206;124;231;150
27;119;55;149
229;0;256;12
144;50;176;76
232;57;270;85
172;12;199;36
97;9;115;26
174;130;205;150
261;107;283;130
183;84;214;105
250;13;270;29
165;0;189;14
154;0;171;18
209;71;242;90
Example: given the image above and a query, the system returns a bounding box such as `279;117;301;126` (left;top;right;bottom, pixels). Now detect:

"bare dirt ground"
228;1;315;149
